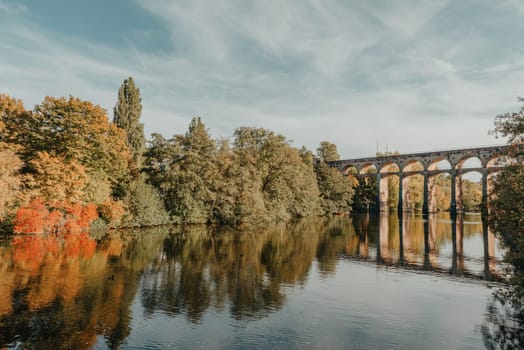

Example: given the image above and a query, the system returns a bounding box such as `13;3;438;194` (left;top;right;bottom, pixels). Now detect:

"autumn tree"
113;77;145;167
10;96;131;200
482;99;524;348
0;148;23;223
0;94;26;149
27;152;88;204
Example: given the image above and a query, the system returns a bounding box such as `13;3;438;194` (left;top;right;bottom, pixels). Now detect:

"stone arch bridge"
329;145;512;214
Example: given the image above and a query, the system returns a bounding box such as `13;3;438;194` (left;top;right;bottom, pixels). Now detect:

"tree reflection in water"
481;294;524;349
481;246;524;350
0;213;505;349
140;219;347;322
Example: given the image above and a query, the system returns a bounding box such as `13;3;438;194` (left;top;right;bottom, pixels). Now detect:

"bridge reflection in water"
350;212;501;280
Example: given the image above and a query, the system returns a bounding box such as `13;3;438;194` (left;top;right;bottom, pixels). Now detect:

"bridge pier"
481;168;488;219
422;172;429;215
455;175;464;213
450;171;457;218
397;173;403;214
375;173;381;213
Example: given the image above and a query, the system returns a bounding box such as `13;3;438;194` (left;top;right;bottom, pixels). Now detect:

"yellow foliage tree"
27;152;88;204
0;149;23;221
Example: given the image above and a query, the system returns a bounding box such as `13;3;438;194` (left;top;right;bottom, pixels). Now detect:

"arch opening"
427;173;451;213
343;165;358;176
380;162;400;174
402;173;424;212
428;159;451;171
378;174;400;212
456;171;482;213
359;163;378;175
456;156;482;170
402;160;424;173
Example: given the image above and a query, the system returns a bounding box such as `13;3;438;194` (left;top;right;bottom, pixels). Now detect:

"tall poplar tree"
114;77;145;166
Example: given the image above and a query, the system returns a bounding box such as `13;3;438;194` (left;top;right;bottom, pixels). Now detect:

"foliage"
13;198;99;235
0;148;23;222
482;98;524;348
114;77;145;167
317;141;340;162
145;122;331;224
0;94;26;149
233;127;322;221
6;96;132;199
124;179;171;227
352;173;377;212
461;179;482;211
315;162;354;214
490;97;524;146
26;151;88;203
1;88;354;230
97;199;126;228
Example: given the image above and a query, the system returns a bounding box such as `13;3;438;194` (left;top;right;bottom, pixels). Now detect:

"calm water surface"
0;213;505;349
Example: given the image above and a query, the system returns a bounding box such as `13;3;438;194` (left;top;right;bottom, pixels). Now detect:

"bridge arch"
329;145;509;214
359;163;378;175
342;165;358;176
402;159;425;172
428;158;452;171
380;162;400;174
456;155;483;170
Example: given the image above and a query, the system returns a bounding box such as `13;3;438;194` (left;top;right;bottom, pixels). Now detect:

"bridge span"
329;145;511;215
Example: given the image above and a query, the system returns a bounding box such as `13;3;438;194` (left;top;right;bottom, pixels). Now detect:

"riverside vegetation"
0;77;355;233
0;77;487;234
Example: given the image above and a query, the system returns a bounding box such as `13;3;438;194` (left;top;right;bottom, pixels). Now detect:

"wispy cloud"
0;0;523;158
0;0;27;13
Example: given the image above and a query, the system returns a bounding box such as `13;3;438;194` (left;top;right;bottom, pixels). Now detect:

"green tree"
113;77;145;167
317;141;340;162
315;161;354;214
145;118;218;223
124;180;170;226
352;171;377;212
233;127;321;221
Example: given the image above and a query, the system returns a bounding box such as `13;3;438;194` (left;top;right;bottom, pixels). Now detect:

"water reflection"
352;212;502;280
0;213;502;348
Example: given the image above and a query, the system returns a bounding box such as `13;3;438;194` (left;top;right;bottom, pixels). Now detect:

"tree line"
0;78;355;233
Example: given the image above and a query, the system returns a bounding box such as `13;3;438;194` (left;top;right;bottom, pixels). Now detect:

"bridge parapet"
330;145;509;173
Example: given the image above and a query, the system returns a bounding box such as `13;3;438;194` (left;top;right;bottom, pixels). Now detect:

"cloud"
0;0;523;158
503;0;524;16
0;0;27;13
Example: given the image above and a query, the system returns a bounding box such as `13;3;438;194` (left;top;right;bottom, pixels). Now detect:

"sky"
1;0;523;158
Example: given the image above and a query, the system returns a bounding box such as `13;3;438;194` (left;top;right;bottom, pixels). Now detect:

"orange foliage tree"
13;198;99;235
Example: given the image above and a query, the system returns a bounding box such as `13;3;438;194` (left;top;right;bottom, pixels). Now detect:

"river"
0;213;505;349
